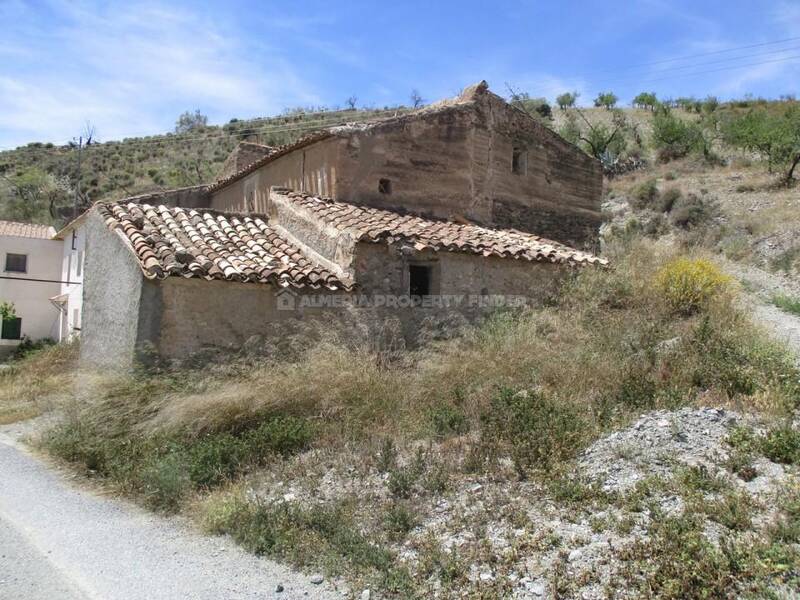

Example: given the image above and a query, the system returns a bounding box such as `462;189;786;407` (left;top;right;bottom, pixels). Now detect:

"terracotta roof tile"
278;190;607;266
97;202;348;290
0;220;56;239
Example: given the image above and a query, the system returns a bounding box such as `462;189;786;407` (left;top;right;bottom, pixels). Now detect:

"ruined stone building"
79;82;606;366
207;81;602;249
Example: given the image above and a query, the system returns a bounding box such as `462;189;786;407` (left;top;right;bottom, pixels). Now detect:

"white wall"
0;234;62;352
57;225;85;342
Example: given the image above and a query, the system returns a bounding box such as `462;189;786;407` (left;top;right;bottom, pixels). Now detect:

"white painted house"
0;220;62;356
53;215;87;342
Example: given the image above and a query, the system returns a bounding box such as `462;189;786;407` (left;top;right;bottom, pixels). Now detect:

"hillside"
0;105;410;226
1;94;795;228
1;93;800;597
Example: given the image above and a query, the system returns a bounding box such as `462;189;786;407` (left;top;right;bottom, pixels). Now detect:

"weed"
376;438;397;473
723;448;758;482
384;501;417;538
678;464;729;494
772;294;800;317
698;491;753;530
422;461;450;495
760;425;800;465
479;388;586;478
428;403;469;438
630;179;659;209
615;512;790;598
387;466;418;499
658;187;682;213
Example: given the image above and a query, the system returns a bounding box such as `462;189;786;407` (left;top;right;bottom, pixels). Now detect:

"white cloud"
0;1;322;148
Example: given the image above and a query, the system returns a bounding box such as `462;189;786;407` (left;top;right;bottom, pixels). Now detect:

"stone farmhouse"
79;81;606;366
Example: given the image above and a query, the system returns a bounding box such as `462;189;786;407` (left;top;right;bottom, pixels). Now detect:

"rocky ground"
241;404;798;598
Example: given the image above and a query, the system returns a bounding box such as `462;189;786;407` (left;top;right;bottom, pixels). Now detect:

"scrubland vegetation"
1;89;799;597
2;236;797;596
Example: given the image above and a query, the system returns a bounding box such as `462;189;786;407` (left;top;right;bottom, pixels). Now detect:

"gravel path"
0;431;339;600
721;258;800;360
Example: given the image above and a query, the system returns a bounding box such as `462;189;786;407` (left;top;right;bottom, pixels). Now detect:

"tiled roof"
278;190;606;266
97;202;347;289
0;220;56;240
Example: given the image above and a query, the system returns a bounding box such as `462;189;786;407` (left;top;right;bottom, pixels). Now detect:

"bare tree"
346;96;358;110
410;89;424;108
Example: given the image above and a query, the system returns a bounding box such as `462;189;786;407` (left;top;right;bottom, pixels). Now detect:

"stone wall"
208;91;602;248
125;185;211;209
216;142;274;180
211;138;339;214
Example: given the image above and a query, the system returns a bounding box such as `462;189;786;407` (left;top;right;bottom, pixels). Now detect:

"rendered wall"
80;211;145;367
0;234;61;353
57;223;86;342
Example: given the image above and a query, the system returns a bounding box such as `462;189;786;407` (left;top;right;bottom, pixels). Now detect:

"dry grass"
0;341;78;424
70;238;797;452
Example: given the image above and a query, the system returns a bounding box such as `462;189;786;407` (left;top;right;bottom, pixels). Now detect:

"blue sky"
1;0;799;149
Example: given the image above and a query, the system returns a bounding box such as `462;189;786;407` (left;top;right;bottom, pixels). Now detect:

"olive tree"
633;92;658;111
174;110;208;134
594;91;618;110
723;104;800;184
556;91;578;110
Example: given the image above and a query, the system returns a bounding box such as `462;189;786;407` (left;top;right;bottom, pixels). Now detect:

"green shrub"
140;452;191;511
658;187;682;213
630;179;659;209
384;502;417;538
760;425;800;465
187;433;246;487
428;403;469;438
479;388;586;478
652;108;707;162
655;258;731;315
669;193;714;229
387;466;417;499
244;416;313;457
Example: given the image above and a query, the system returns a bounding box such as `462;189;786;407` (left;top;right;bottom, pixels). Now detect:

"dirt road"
0;431;338;600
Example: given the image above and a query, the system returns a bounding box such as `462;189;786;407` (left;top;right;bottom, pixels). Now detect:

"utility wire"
609;35;800;70
518;53;800;99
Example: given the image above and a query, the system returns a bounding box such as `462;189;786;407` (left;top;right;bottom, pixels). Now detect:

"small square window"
5;253;27;273
512;146;527;175
378;178;392;194
1;317;21;340
409;264;432;297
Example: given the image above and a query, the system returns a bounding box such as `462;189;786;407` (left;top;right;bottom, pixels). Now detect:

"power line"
518;52;800;99
612;35;800;71
612;44;800;78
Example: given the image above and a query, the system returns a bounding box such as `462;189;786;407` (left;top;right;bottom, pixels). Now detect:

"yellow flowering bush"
655;258;732;314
